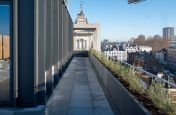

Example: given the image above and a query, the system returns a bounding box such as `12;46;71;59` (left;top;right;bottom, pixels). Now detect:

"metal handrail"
108;56;176;88
121;61;176;88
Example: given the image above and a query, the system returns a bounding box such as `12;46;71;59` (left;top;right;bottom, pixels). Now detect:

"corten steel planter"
89;54;151;115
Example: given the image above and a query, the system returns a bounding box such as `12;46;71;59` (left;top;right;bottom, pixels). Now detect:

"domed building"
75;10;88;24
73;4;101;51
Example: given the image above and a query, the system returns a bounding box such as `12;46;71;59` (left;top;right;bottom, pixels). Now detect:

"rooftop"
0;57;118;115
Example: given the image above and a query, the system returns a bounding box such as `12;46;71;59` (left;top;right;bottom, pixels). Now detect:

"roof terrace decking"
45;57;117;115
0;57;118;115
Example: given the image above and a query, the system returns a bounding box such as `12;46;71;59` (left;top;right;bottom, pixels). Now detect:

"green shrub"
147;82;176;115
129;74;145;94
90;49;176;115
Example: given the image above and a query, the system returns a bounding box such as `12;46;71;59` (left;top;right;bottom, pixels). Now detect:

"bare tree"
132;34;170;52
133;34;145;45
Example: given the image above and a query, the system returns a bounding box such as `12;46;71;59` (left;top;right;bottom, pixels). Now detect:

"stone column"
82;40;84;48
77;40;79;49
85;40;87;50
74;39;76;50
83;40;86;49
81;40;84;49
79;39;82;49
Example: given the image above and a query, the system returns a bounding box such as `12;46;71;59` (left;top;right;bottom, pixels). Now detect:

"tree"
133;34;145;45
132;34;170;52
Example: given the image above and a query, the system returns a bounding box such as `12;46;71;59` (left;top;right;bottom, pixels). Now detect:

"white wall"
104;51;127;61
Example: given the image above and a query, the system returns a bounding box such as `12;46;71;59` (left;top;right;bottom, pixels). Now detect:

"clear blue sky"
0;5;10;35
1;1;176;41
69;0;176;41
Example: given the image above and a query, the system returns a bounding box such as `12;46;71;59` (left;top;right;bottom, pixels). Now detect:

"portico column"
82;40;84;48
79;39;82;49
76;40;78;49
76;40;79;49
85;41;87;49
81;40;83;49
75;39;77;49
83;40;86;49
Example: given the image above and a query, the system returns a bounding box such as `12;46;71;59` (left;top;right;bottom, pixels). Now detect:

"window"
0;1;12;105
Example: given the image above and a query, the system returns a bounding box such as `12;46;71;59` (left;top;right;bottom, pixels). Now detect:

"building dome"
75;10;88;24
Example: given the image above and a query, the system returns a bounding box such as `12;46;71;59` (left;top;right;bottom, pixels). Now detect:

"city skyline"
69;0;176;41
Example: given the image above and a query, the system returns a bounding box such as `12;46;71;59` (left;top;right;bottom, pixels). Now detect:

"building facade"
138;46;152;52
104;50;127;61
125;45;138;53
125;45;152;53
167;47;176;65
73;8;101;51
163;27;175;40
0;0;73;107
155;51;167;64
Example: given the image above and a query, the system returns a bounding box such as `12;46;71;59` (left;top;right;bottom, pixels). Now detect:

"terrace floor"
0;57;118;115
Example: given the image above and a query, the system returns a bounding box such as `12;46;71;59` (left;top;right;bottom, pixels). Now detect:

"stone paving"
0;57;116;115
45;57;115;115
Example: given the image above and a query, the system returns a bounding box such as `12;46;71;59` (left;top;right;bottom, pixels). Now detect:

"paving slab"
46;57;116;115
0;57;118;115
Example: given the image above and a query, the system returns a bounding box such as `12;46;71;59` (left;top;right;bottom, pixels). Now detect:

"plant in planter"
128;73;145;94
147;82;176;115
100;53;109;67
114;65;145;95
90;49;176;115
108;60;115;71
